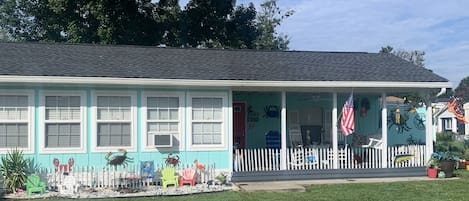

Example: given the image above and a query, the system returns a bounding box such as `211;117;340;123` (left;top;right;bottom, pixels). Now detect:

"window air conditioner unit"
152;133;173;148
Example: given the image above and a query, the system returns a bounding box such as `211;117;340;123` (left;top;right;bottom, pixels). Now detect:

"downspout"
435;88;446;97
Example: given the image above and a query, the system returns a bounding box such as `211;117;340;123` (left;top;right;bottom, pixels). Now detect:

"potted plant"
426;155;439;178
431;152;458;178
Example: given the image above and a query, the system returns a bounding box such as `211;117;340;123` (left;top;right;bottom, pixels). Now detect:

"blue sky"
182;0;469;88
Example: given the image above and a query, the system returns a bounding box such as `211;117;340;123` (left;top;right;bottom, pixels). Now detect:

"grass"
10;170;469;201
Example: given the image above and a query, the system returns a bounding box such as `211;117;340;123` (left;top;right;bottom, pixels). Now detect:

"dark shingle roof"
0;42;448;82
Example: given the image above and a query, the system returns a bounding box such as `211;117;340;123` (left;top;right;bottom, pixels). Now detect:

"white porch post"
228;89;233;173
425;101;434;161
381;92;388;168
280;91;287;170
332;92;338;169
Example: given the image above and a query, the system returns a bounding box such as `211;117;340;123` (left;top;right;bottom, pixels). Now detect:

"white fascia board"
0;75;452;89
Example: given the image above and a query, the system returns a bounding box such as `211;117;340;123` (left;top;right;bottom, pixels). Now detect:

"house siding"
0;86;232;170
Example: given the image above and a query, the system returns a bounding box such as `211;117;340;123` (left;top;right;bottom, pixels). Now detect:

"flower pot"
427;168;437;178
439;160;456;178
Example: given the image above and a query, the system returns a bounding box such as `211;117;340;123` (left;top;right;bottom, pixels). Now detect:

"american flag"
340;93;355;136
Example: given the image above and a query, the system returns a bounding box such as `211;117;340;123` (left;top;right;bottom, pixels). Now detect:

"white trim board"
0;76;452;89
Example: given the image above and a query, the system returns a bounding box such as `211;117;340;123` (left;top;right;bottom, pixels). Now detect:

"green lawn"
12;170;469;201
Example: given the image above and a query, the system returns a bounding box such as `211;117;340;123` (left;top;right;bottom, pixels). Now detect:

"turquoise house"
0;43;451;181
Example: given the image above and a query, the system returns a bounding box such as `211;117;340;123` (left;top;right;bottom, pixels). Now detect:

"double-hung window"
42;92;85;152
189;92;227;150
143;92;183;150
0;92;33;153
94;92;135;151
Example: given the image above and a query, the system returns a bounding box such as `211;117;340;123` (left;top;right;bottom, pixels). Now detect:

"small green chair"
25;174;46;196
161;167;178;188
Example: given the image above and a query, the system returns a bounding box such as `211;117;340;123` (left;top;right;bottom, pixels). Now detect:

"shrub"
0;148;30;193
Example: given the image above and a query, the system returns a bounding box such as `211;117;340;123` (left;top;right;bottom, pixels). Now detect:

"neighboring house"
433;100;468;135
433;101;458;133
0;42;451;181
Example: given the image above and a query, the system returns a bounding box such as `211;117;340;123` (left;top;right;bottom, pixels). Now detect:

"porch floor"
231;167;426;182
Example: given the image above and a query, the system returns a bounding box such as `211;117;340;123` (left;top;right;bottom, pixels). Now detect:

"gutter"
0;76;453;89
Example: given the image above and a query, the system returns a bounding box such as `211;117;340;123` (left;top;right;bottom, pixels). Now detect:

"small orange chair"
179;168;197;186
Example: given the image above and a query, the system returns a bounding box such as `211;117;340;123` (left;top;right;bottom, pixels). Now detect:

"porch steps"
231;167;426;182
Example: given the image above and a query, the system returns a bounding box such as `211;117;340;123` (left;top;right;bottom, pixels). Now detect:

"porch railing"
234;145;426;172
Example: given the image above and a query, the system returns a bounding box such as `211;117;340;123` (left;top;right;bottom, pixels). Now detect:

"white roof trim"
0;75;452;89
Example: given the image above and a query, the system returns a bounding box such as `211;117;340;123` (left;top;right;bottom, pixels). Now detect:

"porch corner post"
332;92;338;169
381;92;388;168
280;91;287;170
425;101;434;161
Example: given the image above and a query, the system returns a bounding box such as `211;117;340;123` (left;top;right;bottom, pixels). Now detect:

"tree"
0;0;37;41
0;0;162;45
455;76;469;102
380;46;425;67
182;0;235;48
380;45;425;67
155;0;182;47
226;3;258;49
1;0;295;50
255;0;294;50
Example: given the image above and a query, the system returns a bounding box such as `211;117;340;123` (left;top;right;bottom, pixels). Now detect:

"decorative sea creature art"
105;148;134;168
388;108;411;134
165;153;180;167
394;154;414;164
53;158;75;172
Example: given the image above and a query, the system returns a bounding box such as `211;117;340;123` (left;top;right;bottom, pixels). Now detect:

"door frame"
233;101;247;149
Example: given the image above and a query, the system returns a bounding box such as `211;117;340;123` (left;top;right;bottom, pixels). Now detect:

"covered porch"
231;90;434;176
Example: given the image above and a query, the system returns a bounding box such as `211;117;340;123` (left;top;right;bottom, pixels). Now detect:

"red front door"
233;102;246;149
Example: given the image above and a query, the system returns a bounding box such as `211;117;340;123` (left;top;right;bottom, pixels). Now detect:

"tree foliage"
255;0;294;50
0;0;292;50
380;45;425;67
455;76;469;102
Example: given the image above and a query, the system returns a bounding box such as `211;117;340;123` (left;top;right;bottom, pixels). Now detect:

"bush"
0;148;30;193
435;132;465;160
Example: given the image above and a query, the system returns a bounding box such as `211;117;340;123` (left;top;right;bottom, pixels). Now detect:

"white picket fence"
36;163;216;190
234;145;426;172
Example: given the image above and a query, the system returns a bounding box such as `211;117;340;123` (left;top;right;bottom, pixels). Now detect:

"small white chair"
58;175;79;195
361;138;383;149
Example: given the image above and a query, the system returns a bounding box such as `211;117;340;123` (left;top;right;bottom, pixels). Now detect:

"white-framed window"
39;91;86;153
0;90;34;154
142;91;184;151
92;91;136;152
443;118;452;131
187;92;227;150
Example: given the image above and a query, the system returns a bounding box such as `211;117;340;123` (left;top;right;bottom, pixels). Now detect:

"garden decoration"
105;149;134;168
388;108;411;134
394;154;414;164
53;158;75;173
263;105;279;118
165;153;180;167
194;160;205;171
141;161;155;178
